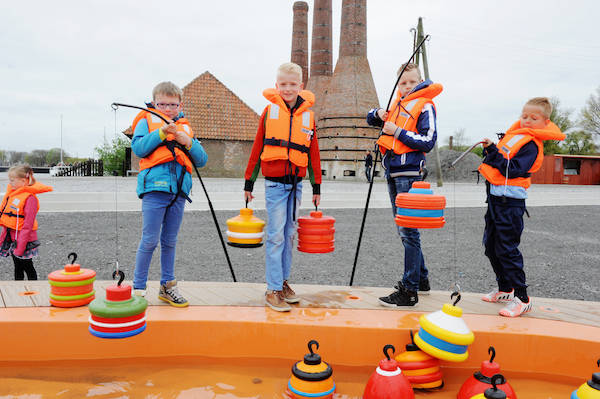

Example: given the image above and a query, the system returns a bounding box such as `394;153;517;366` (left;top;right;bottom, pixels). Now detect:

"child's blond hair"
152;81;183;102
525;97;552;119
277;62;303;82
8;164;36;185
397;63;422;80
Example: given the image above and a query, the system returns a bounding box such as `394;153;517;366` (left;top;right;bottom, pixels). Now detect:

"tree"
46;148;67;166
8;151;27;164
24;149;50;167
447;128;468;150
95;137;129;176
562;130;596;155
579;86;600;139
545;97;573;154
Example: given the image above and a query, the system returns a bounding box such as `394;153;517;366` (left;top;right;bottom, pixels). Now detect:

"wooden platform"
1;280;599;327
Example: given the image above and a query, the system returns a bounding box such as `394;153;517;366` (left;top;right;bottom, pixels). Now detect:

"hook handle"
451;291;461;306
67;252;77;264
308;340;319;355
383;344;395;361
488;346;496;363
112;270;125;286
597;358;600;368
410;330;415;345
490;374;505;390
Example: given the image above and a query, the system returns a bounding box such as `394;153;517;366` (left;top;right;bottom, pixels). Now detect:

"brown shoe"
265;290;291;312
282;280;300;304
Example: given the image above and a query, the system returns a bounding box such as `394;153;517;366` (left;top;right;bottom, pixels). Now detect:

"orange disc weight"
395;215;445;229
395;193;446;209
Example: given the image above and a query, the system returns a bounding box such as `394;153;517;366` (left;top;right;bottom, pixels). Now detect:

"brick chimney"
318;0;379;180
291;1;309;85
306;0;333;122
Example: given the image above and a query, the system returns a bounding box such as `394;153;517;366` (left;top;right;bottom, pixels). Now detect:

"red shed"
531;154;600;185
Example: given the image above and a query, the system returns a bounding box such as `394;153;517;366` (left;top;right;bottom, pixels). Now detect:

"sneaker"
419;279;431;295
282;280;300;304
265;290;291;312
158;280;189;307
499;297;532;317
379;282;418;307
481;289;514;303
134;289;147;297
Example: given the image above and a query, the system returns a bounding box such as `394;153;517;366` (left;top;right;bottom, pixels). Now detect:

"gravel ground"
2;206;598;302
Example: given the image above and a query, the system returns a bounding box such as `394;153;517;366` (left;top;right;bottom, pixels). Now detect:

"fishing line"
113;107;119;277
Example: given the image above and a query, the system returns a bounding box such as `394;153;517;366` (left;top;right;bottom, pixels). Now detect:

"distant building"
532;154;600;185
124;71;259;177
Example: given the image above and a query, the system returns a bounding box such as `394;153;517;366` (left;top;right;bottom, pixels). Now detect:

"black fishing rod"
349;35;430;286
111;102;237;282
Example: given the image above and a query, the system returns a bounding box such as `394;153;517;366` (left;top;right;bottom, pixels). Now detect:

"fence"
53;159;103;177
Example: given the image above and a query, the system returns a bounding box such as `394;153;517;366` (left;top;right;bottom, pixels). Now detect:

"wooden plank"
0;282;35;307
24;281;51;307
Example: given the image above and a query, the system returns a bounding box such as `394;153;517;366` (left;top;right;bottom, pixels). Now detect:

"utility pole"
416;17;443;186
60;114;64;165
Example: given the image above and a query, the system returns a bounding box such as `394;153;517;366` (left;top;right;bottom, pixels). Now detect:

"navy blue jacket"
482;141;538;178
366;80;438;178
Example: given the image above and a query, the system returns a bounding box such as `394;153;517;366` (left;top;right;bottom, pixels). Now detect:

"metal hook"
314;199;318;212
67;252;77;264
308;340;319;355
383;344;395;361
410;330;415;345
488;346;496;363
451;291;461;306
597;358;600;368
112;270;125;286
425;34;431;41
245;199;248;209
111;103;118;111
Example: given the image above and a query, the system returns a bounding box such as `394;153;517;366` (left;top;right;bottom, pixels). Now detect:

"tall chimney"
318;0;379;180
291;1;309;85
306;0;333;121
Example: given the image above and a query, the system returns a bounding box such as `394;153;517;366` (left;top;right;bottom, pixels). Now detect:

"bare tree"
579;87;600;139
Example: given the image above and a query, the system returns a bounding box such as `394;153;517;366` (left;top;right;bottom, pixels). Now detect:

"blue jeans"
133;191;186;289
387;176;428;292
264;180;302;291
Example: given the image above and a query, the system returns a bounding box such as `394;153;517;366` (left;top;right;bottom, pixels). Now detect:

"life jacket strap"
263;138;310;154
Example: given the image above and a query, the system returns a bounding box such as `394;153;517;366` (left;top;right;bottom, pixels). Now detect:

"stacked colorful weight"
571;359;600;399
363;345;414;399
395;182;445;228
225;207;265;248
297;211;335;253
414;292;475;362
288;340;335;399
395;331;443;389
88;276;147;339
48;253;96;307
458;347;517;399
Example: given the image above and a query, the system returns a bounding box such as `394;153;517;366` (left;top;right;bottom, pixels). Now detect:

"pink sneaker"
481;289;514;303
499;297;532;317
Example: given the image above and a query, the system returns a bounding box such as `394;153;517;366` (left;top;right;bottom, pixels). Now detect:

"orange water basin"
0;304;598;397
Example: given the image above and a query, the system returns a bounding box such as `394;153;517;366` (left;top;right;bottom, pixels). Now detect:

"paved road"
2;174;600;212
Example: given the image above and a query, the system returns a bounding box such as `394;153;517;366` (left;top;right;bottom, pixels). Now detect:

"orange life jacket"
0;182;53;231
260;89;315;168
377;83;443;155
131;109;194;174
478;121;565;188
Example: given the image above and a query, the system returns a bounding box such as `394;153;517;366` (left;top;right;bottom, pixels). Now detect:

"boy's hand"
162;122;177;135
382;121;398;136
482;138;494;148
377;109;388;121
312;194;320;207
244;191;254;203
173;130;192;147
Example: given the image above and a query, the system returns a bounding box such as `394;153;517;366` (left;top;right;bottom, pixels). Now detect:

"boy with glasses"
130;81;207;307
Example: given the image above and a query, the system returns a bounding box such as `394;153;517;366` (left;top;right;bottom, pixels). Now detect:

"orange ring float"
297;211;336;254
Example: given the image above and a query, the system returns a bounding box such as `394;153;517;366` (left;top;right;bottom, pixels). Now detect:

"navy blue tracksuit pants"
483;194;527;293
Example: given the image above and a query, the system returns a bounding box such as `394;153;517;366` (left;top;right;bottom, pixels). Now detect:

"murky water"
0;356;580;398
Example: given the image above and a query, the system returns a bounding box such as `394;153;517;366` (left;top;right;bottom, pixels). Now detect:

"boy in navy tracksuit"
366;63;442;307
478;97;565;317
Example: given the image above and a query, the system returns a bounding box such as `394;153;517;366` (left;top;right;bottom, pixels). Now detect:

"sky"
1;0;599;158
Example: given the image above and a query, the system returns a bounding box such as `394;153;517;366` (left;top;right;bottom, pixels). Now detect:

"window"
321;169;327;176
343;170;356;177
373;171;380;177
563;159;581;175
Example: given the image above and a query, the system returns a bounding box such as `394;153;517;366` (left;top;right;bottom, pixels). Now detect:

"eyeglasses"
155;103;180;109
